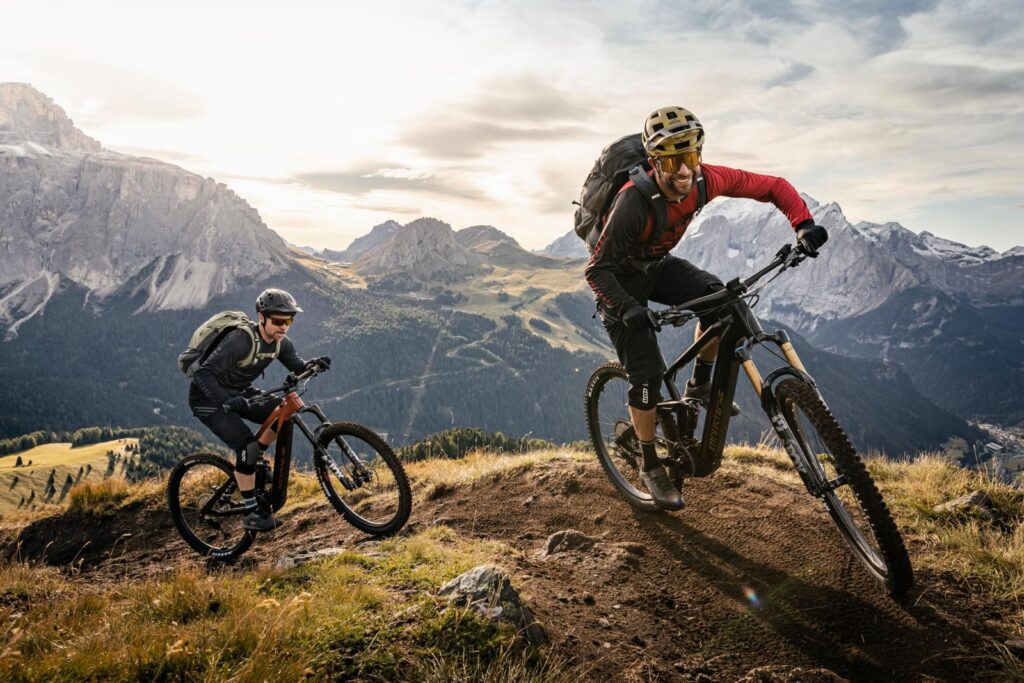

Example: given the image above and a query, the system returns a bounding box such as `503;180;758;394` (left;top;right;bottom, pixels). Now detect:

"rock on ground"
437;564;546;645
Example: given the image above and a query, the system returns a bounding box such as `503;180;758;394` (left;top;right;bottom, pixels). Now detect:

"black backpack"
573;133;707;253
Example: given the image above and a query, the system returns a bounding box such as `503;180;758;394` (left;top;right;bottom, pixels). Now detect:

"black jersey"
190;327;307;404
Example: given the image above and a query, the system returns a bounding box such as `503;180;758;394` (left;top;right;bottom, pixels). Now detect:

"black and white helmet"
255;288;302;315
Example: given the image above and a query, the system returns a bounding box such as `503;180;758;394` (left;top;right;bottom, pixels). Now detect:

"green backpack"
177;311;280;377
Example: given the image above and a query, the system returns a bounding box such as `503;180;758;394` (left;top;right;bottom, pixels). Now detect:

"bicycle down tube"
657;257;815;477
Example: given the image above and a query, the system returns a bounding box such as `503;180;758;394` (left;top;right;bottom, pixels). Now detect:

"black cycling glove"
305;356;331;371
622;304;660;332
796;221;828;257
222;395;250;414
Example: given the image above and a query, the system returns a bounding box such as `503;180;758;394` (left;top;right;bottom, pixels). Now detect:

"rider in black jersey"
189;288;330;531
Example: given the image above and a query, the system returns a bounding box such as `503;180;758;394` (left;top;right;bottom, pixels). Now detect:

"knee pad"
627;376;661;410
234;441;263;474
234;460;256;475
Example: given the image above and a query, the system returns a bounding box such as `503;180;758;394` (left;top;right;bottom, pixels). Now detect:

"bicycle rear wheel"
773;378;913;596
167;452;254;560
315;422;412;536
585;361;672;512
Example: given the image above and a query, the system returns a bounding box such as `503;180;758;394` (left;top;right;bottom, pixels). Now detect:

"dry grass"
869;453;1024;602
406;448;588;498
721;444;802;485
66;477;163;516
0;524;565;681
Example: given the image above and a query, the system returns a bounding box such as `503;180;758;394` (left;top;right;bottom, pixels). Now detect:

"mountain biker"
188;288;330;531
585;106;828;510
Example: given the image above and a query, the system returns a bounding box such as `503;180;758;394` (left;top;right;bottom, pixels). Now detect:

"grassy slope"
1;446;1022;681
324;256;604;355
0;439;137;518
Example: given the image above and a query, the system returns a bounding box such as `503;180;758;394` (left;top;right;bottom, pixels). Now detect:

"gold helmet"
642;106;704;157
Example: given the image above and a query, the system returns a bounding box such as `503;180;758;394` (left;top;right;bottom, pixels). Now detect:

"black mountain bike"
585;244;914;597
168;366;412;560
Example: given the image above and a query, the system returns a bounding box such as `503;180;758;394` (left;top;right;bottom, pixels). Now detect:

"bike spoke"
171;457;250;556
786;396;888;572
317;426;409;533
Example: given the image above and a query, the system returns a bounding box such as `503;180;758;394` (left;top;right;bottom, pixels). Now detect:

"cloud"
352;203;422;215
874;60;1024;108
532;164;588;215
466;74;592;122
395;73;595;159
398;120;588;159
643;0;932;53
766;63;816;88
5;52;205;123
295;165;486;201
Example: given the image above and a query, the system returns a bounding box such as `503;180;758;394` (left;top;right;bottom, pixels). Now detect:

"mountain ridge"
0;83;292;335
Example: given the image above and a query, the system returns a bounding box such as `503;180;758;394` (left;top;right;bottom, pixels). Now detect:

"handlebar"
655;242;808;327
257;363;328;397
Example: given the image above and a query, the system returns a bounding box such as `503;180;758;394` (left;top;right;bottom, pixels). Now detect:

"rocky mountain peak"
355;217;481;280
0;83;102;152
367;219;404;238
456;225;521;249
537;230;588;259
322;220;402;262
815;201;848;230
456;224;562;268
0;85;292;337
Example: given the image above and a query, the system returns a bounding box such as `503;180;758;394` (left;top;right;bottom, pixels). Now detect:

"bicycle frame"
657;279;816;477
253;389;335;511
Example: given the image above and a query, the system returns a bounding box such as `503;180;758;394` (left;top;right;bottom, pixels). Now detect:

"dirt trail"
6;457;1014;682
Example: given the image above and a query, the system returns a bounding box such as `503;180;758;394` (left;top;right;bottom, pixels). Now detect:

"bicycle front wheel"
774;378;913;596
167;452;254;560
315;422;412;536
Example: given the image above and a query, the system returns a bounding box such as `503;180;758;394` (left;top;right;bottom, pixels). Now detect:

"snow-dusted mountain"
676;195;1022;328
0;83;291;338
540;194;1022;329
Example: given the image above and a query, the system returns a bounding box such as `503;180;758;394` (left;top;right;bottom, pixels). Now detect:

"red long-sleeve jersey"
585;163;813;314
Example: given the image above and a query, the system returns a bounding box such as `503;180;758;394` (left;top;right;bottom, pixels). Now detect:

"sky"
3;0;1022;252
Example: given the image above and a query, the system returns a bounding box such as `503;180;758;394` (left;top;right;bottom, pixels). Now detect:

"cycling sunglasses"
268;316;294;327
657;149;702;174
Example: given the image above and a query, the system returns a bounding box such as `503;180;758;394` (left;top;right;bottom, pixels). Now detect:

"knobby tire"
586;361;663;512
315;422;412;536
167;452;255;560
775;378;914;597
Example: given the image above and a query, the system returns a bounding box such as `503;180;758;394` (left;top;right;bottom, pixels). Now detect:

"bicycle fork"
735;333;836;499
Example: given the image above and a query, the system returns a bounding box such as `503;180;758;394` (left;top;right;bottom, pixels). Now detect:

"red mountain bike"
168;366;411;559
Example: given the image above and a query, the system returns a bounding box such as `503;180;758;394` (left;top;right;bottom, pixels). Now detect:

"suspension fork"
746;331;832;495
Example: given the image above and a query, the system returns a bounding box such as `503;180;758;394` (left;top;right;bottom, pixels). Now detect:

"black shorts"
188;385;282;455
601;256;724;386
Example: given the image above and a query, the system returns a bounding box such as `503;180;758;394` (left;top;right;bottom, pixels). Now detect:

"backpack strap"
236;323;281;368
627;166;668;243
694;170;707;216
